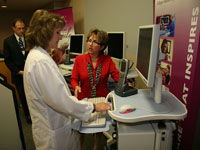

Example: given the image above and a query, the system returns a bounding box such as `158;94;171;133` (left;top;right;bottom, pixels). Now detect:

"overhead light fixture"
1;0;7;8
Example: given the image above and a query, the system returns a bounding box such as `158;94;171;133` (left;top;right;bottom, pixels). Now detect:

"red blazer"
71;53;119;100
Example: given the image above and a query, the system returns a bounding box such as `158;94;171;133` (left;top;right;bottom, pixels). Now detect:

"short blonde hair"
87;28;109;52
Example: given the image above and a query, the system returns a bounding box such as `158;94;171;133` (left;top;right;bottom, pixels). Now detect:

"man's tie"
19;37;24;50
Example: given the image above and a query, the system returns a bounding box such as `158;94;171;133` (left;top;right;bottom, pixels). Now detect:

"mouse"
119;104;136;114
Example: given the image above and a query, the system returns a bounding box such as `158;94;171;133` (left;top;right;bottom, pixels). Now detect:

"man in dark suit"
3;18;31;123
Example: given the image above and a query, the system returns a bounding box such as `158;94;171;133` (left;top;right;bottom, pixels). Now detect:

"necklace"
87;61;102;98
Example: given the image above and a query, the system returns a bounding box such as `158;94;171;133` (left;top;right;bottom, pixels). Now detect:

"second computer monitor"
107;32;126;60
69;34;84;55
135;24;160;88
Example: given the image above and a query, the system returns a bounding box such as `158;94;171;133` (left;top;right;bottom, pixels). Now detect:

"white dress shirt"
14;33;25;55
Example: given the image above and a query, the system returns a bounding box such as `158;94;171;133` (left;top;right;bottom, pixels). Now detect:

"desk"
59;63;138;79
58;64;73;76
108;89;187;123
59;63;187;123
127;70;138;79
105;90;187;150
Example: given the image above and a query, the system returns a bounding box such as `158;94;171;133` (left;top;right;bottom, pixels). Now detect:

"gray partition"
0;79;25;150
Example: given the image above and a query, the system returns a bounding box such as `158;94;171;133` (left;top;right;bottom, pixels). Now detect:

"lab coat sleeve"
28;60;93;121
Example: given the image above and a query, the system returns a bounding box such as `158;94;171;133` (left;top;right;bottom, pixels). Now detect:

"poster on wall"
52;7;75;49
155;0;200;150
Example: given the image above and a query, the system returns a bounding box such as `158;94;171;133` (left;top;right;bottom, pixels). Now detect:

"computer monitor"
106;32;126;60
69;34;84;55
135;24;160;89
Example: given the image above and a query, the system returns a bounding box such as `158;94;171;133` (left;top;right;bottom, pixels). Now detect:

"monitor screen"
106;32;126;60
136;25;160;88
69;34;84;55
121;61;126;73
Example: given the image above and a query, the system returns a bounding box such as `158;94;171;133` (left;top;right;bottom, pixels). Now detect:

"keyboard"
82;97;107;128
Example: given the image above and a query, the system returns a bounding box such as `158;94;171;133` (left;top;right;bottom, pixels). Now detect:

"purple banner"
155;0;200;149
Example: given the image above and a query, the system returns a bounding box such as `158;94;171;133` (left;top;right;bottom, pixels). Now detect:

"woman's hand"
94;102;111;112
74;86;81;98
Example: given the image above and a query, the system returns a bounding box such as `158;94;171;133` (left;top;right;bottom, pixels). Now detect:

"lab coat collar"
32;46;51;56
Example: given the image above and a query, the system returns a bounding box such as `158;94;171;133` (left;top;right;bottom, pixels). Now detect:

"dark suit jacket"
3;34;28;84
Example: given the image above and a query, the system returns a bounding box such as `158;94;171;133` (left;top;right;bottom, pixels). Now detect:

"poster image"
156;14;176;37
159;38;174;62
52;7;75;49
160;62;171;86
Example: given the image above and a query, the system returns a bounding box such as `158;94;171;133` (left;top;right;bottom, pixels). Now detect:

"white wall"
85;0;153;57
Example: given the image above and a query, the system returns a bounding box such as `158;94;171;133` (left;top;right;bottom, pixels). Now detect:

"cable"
128;59;134;70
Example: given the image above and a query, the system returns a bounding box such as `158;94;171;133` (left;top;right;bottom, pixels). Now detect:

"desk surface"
59;63;74;70
58;63;138;78
58;64;73;76
108;89;187;123
127;70;138;79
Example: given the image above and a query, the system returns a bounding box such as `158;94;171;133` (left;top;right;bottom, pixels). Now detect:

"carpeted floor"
19;107;35;150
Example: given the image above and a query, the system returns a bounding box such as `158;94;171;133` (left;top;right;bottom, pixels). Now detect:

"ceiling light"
1;0;7;8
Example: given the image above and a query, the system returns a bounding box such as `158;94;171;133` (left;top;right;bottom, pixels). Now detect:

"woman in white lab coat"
24;12;110;150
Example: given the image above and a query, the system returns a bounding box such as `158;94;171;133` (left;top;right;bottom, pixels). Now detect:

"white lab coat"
24;47;93;150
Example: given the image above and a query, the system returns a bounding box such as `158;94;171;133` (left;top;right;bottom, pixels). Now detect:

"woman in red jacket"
71;28;119;100
70;28;119;150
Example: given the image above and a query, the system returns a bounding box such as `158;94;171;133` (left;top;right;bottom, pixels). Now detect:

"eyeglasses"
15;27;25;30
87;39;101;46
